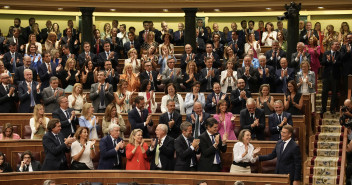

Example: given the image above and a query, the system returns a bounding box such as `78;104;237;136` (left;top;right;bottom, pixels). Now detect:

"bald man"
0;73;18;112
14;55;37;85
18;69;41;113
240;98;265;140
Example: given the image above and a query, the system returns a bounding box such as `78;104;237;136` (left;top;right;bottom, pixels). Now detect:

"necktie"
140;110;144;121
47;63;51;73
216;94;219;104
113;139;120;165
65;110;70;119
96;41;99;54
106;52;109;59
6;85;9;93
262;67;266;82
278;114;282;122
170;69;174;80
169;113;173;121
144;31;148;42
131;42;134;48
194;114;200;138
250;113;254;123
100;84;105;106
274;51;277;62
23;165;28;172
155;141;160;166
187;138;196;166
211;135;221;164
207;69;212;90
280;141;286;155
282;72;287;94
55;134;62;145
12;53;16;73
30;82;35;107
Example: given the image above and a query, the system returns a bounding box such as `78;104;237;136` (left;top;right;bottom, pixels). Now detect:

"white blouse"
71;140;95;169
233;142;257;163
125;58;141;74
68;94;85;113
261;31;278;46
220;70;237;93
161;94;185;114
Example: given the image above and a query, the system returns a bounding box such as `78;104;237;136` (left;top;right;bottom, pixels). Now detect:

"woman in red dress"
126;129;150;170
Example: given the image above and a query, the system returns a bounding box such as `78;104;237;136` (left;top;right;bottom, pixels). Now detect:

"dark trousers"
322;77;338;112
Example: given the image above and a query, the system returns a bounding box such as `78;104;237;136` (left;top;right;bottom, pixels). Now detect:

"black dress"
259;96;273;115
60;69;79;89
286;92;302;115
83;71;95;90
183;72;199;92
0;162;13;172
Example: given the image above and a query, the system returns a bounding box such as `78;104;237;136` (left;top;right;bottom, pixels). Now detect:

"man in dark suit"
230;78;252;114
265;40;287;70
198;118;227;172
290;42;311;73
269;100;293;141
92;29;105;55
0;72;18;113
123;32;140;58
149;21;162;44
196;29;206;53
321;41;342;114
299;21;319;45
42;77;64;113
14;55;37;85
89;71;114;113
7;18;24;38
97;42;118;69
38;51;59;91
6;28;26;54
40;20;52;44
138;21;150;44
205;82;229;114
240;98;265;140
174;121;199;171
258;55;275;91
275;58;295;93
180;44;197;73
247;20;260;41
23;17;35;43
147;124;175;170
199;57;220;92
52;96;79;138
341;33;352;97
238;20;248;44
17;150;41;172
211;23;226;44
61;44;77;68
98;124;125;169
198;43;221;69
139;61;161;91
18;69;41;113
41;119;75;171
237;55;259;93
3;42;23;73
78;42;97;69
61;27;80;56
160;21;174;43
259;125;302;185
103;60;120;92
196;19;208;42
173;23;185;46
186;102;210;139
159;99;182;139
63;20;79;41
128;96;154;138
227;31;244;58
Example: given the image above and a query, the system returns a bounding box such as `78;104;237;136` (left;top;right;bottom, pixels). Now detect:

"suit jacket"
77;52;97;69
341;44;352;75
98;135;125;169
259;139;302;182
138;30;148;44
123;40;141;58
240;108;265;140
89;83;114;113
146;135;175;170
159;111;182;139
199;68;220;92
173;30;185;46
295;71;316;93
140;70;160;91
228;39;244;58
40;28;50;44
268;112;293;141
180;53;197;73
290;52;311;73
186;112;210;137
14;65;38;85
205;92;229;114
42;86;65;113
106;37;123;58
6;36;26;53
230;89;252;114
274;68;295;93
0;84;18;113
92;38;105;54
97;51;118;69
18;81;41;113
198;132;227;172
161;68;183;86
211;31;226;44
265;49;287;70
61;54;77;68
198;52;221;69
41;132;70;171
17;160;41;172
321;50;342;79
196;37;206;53
63;28;79;41
174;135;198;171
38;62;57;90
237;66;259;93
61;36;80;55
257;65;275;91
3;51;23;73
128;108;154;138
52;108;79;138
299;29;319;45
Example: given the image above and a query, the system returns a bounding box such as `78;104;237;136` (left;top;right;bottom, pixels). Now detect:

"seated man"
205;82;229;114
269;100;293;141
237;55;259;93
128;96;153;138
274;58;294;93
42;76;64;113
199;57;220;92
290;42;311;73
240;98;265;140
17;150;41;172
98;124;125;169
161;58;183;91
89;70;114;113
18;69;41;113
186;102;210;138
77;42;97;69
52;96;79;138
159;99;182;139
230;78;252;114
265;40;286;70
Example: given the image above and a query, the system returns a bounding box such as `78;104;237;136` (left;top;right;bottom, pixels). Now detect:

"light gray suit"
89;83;114;113
295;71;316;93
161;68;183;90
42;86;65;113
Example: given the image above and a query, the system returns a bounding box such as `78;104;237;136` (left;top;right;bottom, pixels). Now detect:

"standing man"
128;96;153;138
237;55;259;93
174;121;199;171
198;118;227;172
3;42;23;73
265;40;287;70
259;125;302;185
186;102;211;139
38;51;59;90
98;124;125;169
40;20;52;44
18;69;41;113
180;44;196;73
240;98;265;140
139;61;160;91
230;78;252;114
161;58;183;91
257;55;275;90
291;42;311;73
159;99;182;139
174;23;185;46
42;76;64;113
147;124;175;171
14;55;38;85
97;42;118;69
205;82;229;114
275;58;295;93
77;42;97;69
0;72;18;113
199;57;220;92
41;119;75;171
90;71;114;113
299;21;319;45
52;96;79;138
269;100;293;141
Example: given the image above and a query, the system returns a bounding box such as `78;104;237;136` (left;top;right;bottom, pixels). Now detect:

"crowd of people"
0;17;351;185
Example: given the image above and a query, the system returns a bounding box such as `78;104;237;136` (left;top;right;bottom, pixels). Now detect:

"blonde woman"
102;103;126;137
60;58;80;89
79;103;98;139
45;32;60;54
114;79;133;113
68;83;87;113
220;59;237;93
125;129;150;170
141;31;159;53
29;104;50;139
256;84;274;115
125;48;141;73
119;64;140;92
183;61;199;92
100;23;111;40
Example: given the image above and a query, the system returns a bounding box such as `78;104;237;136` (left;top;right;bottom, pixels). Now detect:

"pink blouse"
213;112;237;140
0;133;21;140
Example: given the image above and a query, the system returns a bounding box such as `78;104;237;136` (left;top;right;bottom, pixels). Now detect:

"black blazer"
197;132;227;172
186;112;210;137
173;31;185;46
196;37;206;53
174;135;198;171
17;160;41;172
139;70;160;91
265;49;287;70
159;111;182;139
228;39;244;58
3;52;23;73
77;52;97;69
92;38;105;54
38;62;57;91
268;112;293;141
41;132;70;171
128;108;153;138
240;108;266;140
146;135;175;171
230;89;252;114
98;135;125;169
259;139;302;182
61;36;80;55
299;29;319;45
237;66;259;93
52;108;79;138
341;44;352;76
0;84;18;113
123;40;141;58
97;51;119;69
274;68;295;93
198;52;221;69
199;68;220;92
14;66;38;85
18;81;41;113
321;50;342;80
257;65;276;91
205;92;229;114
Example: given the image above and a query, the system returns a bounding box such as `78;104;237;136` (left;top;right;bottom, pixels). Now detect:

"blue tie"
12;53;16;73
211;135;221;164
30;82;35;107
262;67;266;82
280;141;286;155
100;84;105;106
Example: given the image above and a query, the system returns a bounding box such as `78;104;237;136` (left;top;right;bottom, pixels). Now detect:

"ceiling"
1;0;352;13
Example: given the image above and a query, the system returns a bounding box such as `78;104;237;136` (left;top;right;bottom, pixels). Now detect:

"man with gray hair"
291;42;311;72
257;55;275;89
268;100;293;141
159;99;182;139
98;124;125;169
14;55;37;85
0;72;18;113
18;68;41;113
90;70;114;113
240;98;265;140
42;76;64;113
265;40;286;70
147;124;175;171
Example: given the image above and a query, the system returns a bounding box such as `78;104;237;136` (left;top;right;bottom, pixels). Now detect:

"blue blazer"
274;68;295;93
205;92;229;114
38;62;57;91
128;108;153;138
173;31;184;46
98;135;125;169
268;112;293;141
41;132;70;171
18;81;41;113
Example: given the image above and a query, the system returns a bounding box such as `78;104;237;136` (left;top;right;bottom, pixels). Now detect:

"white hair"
109;124;120;133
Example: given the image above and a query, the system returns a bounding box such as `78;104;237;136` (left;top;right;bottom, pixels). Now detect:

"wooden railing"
339;127;348;185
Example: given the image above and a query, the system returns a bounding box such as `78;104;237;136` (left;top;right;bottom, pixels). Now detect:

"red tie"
96;40;100;54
